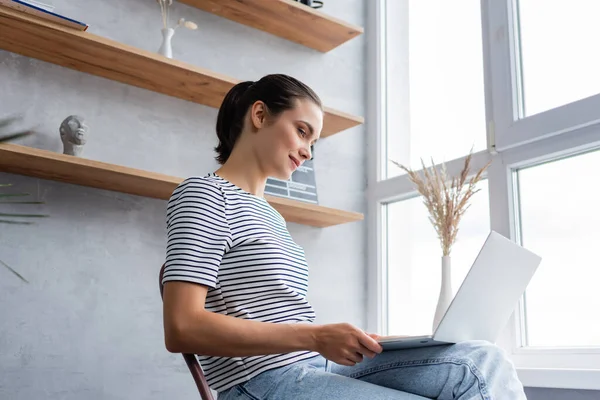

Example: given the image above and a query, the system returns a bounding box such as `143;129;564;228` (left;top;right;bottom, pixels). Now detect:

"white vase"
433;255;452;332
158;28;175;58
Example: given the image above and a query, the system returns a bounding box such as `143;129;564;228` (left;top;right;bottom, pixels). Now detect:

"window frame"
487;0;600;152
492;128;600;390
367;0;600;390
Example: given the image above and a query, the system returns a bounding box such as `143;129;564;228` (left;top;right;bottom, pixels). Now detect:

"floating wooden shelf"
0;144;364;227
0;7;363;138
181;0;364;53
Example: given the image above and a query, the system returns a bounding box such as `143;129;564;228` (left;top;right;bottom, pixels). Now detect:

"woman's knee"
451;340;515;372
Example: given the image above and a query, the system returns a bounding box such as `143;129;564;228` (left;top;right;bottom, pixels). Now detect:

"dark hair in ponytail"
214;74;322;164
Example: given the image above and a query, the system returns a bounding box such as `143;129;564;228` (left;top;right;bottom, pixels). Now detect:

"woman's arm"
162;281;382;366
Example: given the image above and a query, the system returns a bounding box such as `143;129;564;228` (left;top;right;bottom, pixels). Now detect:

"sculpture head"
59;115;88;146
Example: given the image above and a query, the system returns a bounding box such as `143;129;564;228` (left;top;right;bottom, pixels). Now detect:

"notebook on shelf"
17;0;53;11
0;0;88;31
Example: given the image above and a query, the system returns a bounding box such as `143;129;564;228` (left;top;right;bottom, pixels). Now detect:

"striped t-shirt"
162;173;320;392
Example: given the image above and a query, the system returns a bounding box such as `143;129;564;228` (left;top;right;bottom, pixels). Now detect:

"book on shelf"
0;0;88;31
265;159;320;204
20;0;54;12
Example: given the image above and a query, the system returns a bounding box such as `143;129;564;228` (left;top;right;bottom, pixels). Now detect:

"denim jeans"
218;340;526;400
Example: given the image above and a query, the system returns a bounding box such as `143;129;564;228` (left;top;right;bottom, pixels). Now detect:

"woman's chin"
271;169;292;181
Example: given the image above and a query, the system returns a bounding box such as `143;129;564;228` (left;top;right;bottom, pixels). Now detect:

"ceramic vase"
158;28;174;58
433;255;452;332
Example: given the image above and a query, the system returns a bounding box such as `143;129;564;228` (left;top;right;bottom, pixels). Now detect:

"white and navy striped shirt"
162;173;319;392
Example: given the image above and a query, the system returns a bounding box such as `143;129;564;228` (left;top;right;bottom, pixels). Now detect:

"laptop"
378;230;542;351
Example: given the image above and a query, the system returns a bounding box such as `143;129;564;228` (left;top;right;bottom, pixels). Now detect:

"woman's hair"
214;74;322;164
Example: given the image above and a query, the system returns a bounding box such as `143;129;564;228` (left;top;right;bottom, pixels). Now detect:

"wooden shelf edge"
322;107;365;138
0;143;182;200
0;144;364;227
0;6;364;137
0;6;196;75
265;195;364;227
276;0;364;36
181;0;364;53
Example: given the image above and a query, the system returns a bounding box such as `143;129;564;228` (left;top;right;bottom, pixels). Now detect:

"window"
516;149;600;347
370;0;600;389
487;0;600;151
517;0;600;117
386;181;490;336
384;0;486;179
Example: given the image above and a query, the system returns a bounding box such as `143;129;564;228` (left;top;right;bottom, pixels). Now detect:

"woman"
161;74;526;399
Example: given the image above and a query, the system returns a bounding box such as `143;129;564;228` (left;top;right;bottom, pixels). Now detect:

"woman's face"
252;98;323;181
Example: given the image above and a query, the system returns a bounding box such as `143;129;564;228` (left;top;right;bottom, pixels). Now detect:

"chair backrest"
159;263;215;400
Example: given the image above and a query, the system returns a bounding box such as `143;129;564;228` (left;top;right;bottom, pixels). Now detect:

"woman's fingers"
358;331;383;354
359;345;377;359
344;350;364;363
338;358;357;366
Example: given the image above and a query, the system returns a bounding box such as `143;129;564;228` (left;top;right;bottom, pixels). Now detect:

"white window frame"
491;125;600;390
366;0;600;390
487;0;600;152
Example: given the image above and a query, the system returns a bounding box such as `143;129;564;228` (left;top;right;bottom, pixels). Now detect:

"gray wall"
0;1;596;400
0;0;366;399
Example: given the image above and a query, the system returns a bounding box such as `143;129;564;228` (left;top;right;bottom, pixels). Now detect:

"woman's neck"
214;157;267;198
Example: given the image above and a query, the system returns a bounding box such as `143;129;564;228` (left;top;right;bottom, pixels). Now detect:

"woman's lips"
289;156;300;171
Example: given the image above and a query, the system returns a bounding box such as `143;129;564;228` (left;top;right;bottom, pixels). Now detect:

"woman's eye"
298;128;307;137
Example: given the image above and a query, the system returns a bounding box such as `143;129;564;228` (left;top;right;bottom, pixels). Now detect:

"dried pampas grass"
392;151;491;257
157;0;197;31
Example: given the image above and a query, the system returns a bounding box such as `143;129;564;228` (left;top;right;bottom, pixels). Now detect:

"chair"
159;264;215;400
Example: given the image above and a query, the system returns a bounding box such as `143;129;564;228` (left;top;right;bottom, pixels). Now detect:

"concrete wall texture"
1;0;366;398
0;1;595;399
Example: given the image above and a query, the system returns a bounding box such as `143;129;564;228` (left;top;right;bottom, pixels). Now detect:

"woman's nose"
299;147;311;160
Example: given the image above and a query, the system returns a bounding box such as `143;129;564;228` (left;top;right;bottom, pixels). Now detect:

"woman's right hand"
311;323;383;366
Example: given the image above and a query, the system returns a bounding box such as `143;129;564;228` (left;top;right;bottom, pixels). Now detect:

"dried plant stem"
0;258;29;283
158;0;168;29
165;1;169;29
157;0;197;32
392;151;491;257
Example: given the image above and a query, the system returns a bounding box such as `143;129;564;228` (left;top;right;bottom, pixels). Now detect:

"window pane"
517;0;600;116
385;0;486;179
386;181;490;335
517;150;600;347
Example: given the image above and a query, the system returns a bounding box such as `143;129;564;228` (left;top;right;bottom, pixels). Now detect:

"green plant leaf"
0;219;34;224
0;258;29;283
0;115;43;283
0;114;23;128
0;213;49;218
0;201;45;204
0;130;33;143
1;115;42;283
0;115;22;129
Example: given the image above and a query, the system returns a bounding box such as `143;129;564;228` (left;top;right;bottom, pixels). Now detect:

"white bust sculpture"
59;115;89;156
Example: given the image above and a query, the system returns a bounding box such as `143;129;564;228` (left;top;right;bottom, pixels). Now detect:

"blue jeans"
218;340;526;399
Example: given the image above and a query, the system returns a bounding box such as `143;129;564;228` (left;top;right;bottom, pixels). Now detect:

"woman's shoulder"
169;174;226;202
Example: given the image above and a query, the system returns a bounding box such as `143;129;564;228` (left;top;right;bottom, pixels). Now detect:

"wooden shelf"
0;144;364;227
0;7;363;138
181;0;364;53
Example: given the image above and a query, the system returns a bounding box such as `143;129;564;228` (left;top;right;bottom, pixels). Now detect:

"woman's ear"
250;101;267;130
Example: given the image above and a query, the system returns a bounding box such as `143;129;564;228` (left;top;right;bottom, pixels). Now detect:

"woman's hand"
312;323;383;366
